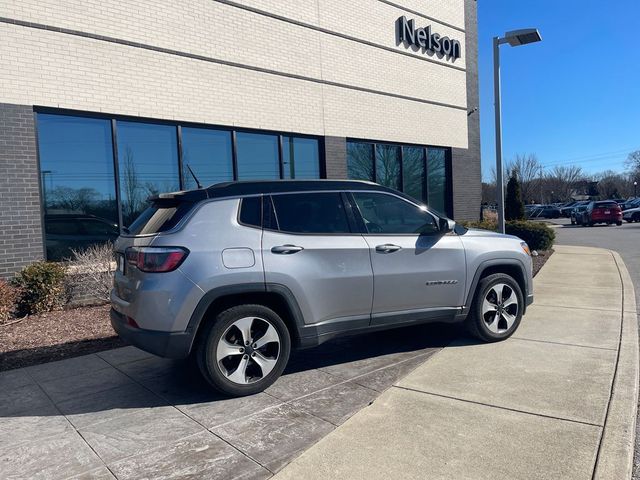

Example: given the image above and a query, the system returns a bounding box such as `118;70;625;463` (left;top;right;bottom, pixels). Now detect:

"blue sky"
477;0;640;181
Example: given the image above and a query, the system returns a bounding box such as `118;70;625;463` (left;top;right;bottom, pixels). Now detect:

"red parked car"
578;201;623;226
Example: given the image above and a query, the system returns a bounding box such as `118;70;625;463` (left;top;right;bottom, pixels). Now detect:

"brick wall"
324;137;348;179
451;0;481;221
0;103;43;278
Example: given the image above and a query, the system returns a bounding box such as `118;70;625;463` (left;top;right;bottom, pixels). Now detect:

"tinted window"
127;202;195;235
239;197;262;227
45;219;83;235
427;148;447;215
282;136;320;179
236;132;280;180
271;193;350;234
353;192;439;235
181;127;233;188
375;144;401;190
347;142;374;181
595;202;617;208
37;114;119;260
80;219;119;236
117;122;180;226
402;146;426;202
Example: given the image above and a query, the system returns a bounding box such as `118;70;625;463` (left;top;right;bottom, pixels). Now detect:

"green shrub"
0;279;19;323
11;261;66;316
459;219;555;251
505;221;556;251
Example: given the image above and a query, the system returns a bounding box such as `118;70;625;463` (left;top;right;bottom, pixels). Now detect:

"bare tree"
626;150;640;179
506;154;542;204
545;165;584;201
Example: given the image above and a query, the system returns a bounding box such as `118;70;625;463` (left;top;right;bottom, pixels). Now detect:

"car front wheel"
465;273;524;342
196;304;291;396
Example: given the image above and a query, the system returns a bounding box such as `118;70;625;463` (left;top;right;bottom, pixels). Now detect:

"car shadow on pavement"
1;321;472;421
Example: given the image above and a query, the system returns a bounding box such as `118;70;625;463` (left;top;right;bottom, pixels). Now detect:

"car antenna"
186;164;203;189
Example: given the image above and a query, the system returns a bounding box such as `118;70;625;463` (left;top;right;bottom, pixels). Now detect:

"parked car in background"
620;197;640;211
577;201;622;227
526;205;561;219
45;213;120;260
560;200;588;217
570;204;589;225
622;206;640;223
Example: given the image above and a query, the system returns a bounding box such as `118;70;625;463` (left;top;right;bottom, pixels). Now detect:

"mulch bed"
532;249;554;277
0;304;126;372
1;249;556;372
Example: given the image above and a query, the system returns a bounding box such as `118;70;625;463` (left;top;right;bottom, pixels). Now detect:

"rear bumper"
110;308;193;359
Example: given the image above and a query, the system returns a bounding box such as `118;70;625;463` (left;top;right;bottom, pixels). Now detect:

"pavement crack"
393;385;605;429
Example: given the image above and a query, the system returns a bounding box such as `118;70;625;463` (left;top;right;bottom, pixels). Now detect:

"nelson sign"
396;16;461;61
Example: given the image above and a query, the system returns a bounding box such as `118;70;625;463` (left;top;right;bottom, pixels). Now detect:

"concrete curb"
593;250;639;480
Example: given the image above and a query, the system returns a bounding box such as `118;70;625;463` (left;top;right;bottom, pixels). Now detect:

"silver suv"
111;180;533;396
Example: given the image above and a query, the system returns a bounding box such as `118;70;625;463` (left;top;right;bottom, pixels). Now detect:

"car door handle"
375;244;402;253
271;245;304;254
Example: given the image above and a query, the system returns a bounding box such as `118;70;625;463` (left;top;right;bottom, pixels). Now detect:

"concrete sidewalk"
274;246;639;480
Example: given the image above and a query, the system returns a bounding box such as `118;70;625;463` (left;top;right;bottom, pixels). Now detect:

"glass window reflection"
402;146;426;203
236;132;280;180
347;142;374;181
375;144;401;190
37;114;119;260
427;147;447;215
181;127;233;188
282;136;320;179
116;121;180;226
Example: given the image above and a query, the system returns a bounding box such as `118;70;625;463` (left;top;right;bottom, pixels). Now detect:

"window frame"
346;191;443;236
34;107;324;258
346;138;453;218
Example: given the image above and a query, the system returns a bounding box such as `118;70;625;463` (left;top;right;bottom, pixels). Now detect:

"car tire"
633;213;640;223
196;304;291;396
465;273;524;343
616;221;622;226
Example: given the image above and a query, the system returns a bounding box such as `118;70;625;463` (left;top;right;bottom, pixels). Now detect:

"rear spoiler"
147;189;209;207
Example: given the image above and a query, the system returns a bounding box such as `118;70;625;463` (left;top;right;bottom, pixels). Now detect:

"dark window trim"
237;195;263;230
176;125;185;190
111;119;124;232
32;110;47;260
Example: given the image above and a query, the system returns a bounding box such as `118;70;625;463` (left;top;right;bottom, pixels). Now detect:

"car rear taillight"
125;246;189;273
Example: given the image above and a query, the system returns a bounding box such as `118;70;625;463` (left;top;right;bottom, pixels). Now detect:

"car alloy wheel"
481;283;519;334
216;316;281;385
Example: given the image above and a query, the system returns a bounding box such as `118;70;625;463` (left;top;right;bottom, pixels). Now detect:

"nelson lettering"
397;15;461;61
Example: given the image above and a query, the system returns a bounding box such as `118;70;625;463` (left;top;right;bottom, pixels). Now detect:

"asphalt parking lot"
549;217;640;479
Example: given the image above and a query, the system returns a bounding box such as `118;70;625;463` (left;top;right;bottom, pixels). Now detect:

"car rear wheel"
634;213;640;223
196;304;291;396
465;273;524;342
616;221;622;226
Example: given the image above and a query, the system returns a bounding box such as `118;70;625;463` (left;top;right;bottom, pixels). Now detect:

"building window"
116;122;180;226
375;144;401;190
427;147;447;215
37;114;119;261
36;110;323;260
282;136;320;179
181;127;233;189
347;142;374;181
236;132;280;180
347;140;451;216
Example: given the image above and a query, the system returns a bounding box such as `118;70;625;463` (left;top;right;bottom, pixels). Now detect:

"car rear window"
595;202;617;208
126;202;195;235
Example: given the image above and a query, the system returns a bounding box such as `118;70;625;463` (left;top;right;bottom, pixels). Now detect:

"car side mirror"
439;218;455;233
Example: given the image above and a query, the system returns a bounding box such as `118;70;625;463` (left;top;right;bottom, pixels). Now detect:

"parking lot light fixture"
493;28;542;233
634;181;637;197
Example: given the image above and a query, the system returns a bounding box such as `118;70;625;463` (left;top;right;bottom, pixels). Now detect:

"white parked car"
622;207;640;223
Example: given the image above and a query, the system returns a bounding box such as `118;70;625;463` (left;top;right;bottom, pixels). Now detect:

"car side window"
270;192;351;234
352;192;439;234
